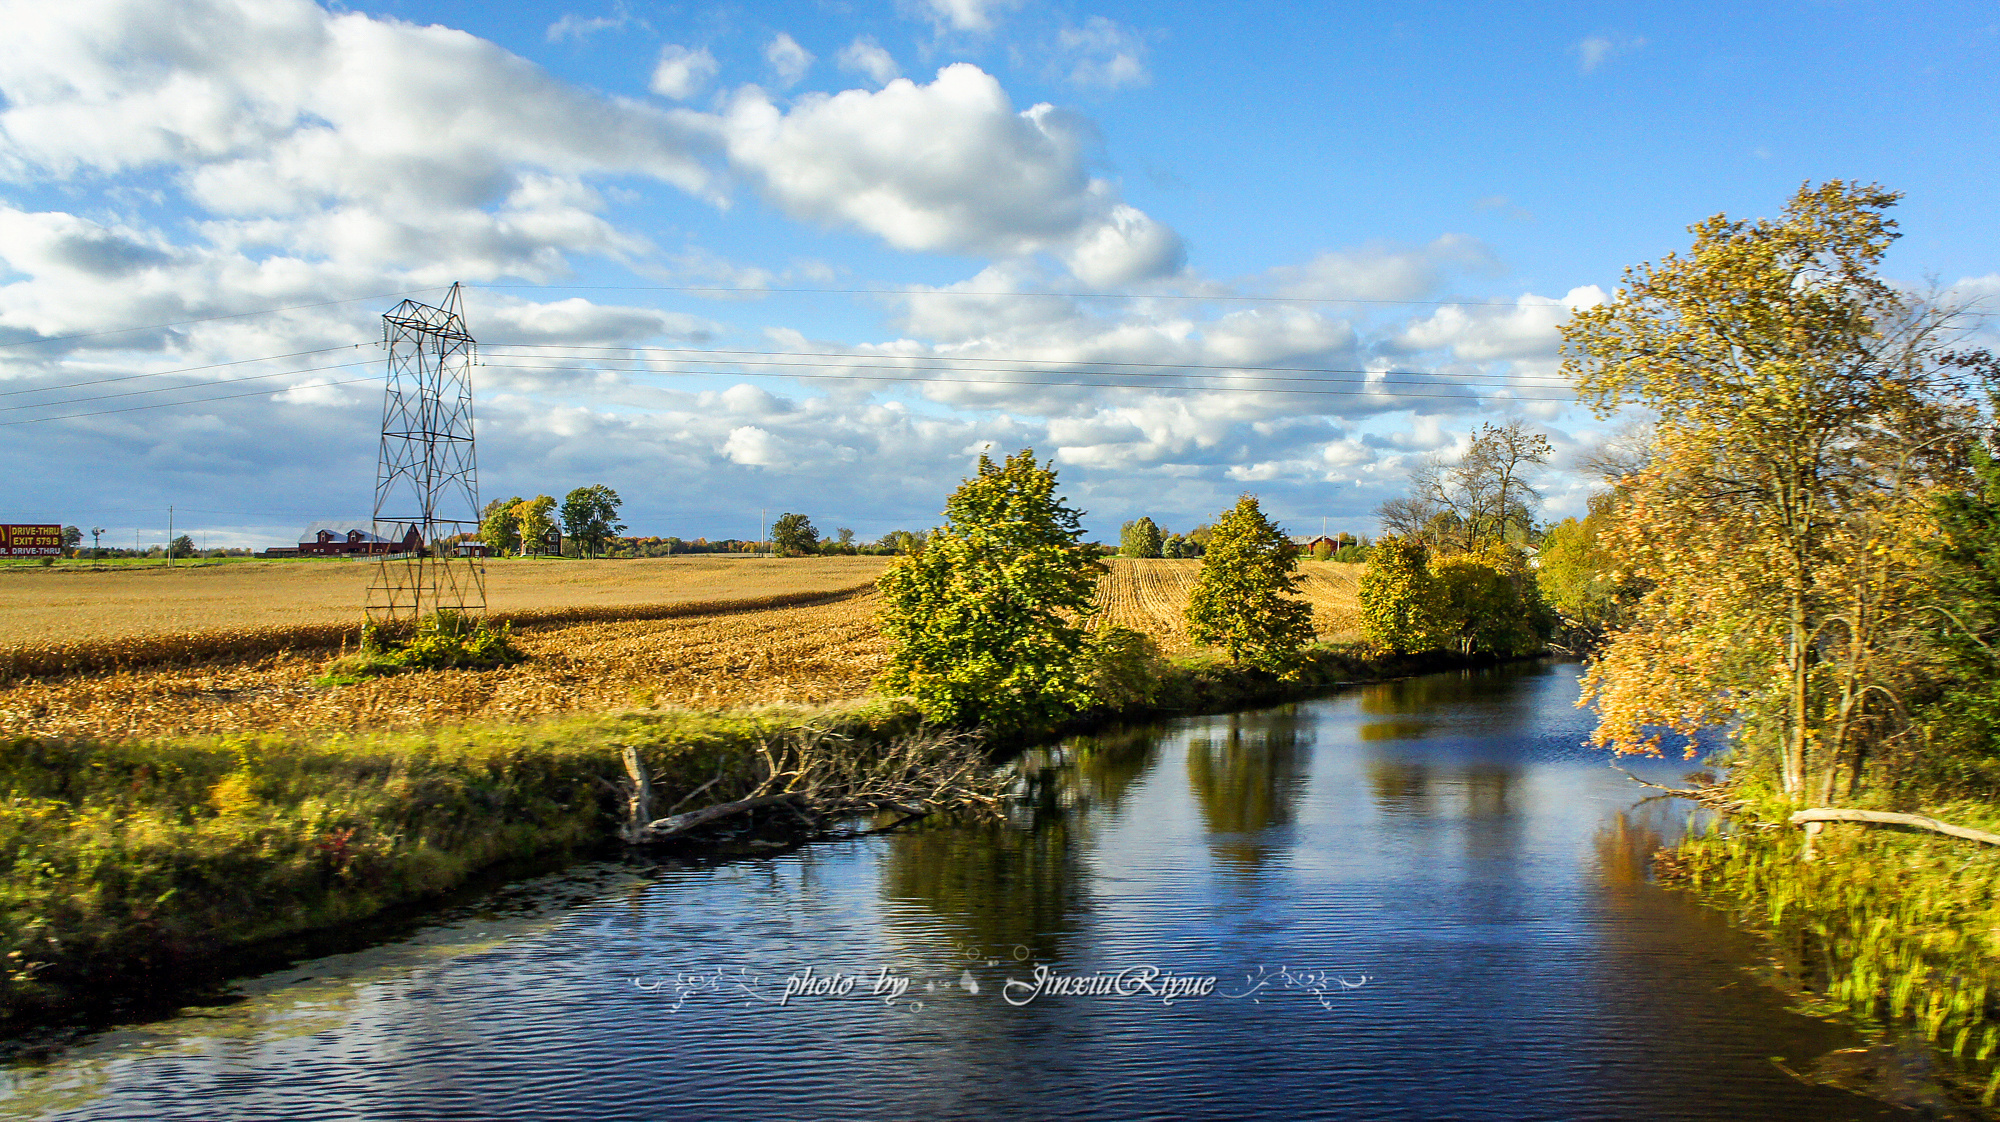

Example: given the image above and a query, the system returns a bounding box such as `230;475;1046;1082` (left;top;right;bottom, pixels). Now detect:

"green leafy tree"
1432;546;1552;657
770;513;819;557
1185;494;1315;676
61;526;81;556
1358;535;1446;653
876;450;1105;734
559;485;626;558
167;534;195;559
480;496;523;555
1534;494;1629;652
1118;517;1164;558
514;495;557;556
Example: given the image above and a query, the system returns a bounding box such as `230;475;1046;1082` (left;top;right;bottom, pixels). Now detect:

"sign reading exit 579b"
0;525;62;556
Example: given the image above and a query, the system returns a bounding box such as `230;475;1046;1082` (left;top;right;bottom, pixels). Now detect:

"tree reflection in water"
1185;707;1313;873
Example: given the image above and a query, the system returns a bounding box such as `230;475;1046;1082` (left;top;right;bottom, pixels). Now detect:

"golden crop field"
1094;558;1364;653
0;555;892;646
0;555;1364;741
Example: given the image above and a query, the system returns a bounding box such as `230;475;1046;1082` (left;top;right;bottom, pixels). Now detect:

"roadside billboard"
0;525;63;557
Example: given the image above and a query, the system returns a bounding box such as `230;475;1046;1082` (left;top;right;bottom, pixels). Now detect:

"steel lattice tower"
366;283;485;623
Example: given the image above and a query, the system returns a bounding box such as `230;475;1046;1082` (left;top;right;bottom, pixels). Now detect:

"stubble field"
1;557;1363;741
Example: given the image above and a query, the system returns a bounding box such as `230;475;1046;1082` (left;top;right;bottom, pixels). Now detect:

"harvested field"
1094;558;1363;653
0;555;891;645
1;556;1366;741
1;588;892;741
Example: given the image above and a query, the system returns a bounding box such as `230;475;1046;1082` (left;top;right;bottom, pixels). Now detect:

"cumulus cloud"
1395;286;1603;362
764;33;814;89
650;44;718;100
837;36;900;85
1055;17;1150;90
712;64;1181;283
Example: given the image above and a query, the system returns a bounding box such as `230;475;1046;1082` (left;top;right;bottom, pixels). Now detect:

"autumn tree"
560;485;626;558
876;450;1105;735
1119;517;1164;558
770;513;819;557
1378;420;1551;553
1358;535;1444;654
1562;180;1974;799
1185;495;1315;676
480;496;523;555
514;495;558;557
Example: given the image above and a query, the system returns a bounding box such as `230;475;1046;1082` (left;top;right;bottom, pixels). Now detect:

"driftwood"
614;727;1005;846
1789;807;2000;848
1611;765;1739;809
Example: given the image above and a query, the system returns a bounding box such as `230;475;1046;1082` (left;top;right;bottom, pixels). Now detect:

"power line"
0;343;372;398
480;343;1575;390
0;375;379;427
0;289;440;351
470;282;1565;309
2;358;375;413
477;360;1574;401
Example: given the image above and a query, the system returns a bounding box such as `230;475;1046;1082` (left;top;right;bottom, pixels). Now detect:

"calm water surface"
1;662;1920;1120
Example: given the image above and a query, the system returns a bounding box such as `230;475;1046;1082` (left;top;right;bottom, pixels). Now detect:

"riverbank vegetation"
0;700;936;1026
1554;180;2000;1105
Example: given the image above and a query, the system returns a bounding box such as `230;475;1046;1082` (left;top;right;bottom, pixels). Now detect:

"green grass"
0;698;924;1026
1660;795;2000;1106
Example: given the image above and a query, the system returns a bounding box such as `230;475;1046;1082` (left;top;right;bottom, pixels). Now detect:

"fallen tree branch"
644;792;808;839
620;726;1003;845
1611;765;1738;808
1788;808;2000;848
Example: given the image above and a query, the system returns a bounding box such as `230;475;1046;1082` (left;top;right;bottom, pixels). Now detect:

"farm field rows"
0;555;893;645
0;556;1365;741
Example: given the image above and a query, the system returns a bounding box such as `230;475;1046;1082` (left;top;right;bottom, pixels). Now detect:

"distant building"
289;520;424;557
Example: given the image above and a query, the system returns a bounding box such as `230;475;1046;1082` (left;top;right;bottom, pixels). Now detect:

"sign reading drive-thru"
0;525;63;557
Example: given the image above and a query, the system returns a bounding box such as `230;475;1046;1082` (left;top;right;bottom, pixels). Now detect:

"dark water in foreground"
0;662;1922;1120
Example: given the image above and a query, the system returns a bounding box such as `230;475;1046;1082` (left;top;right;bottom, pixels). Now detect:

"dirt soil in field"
0;557;1363;741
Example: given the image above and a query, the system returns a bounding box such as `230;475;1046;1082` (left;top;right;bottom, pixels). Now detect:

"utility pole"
760;507;767;558
167;505;174;569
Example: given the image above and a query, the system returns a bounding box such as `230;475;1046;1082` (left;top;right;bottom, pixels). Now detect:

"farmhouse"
290;521;424;557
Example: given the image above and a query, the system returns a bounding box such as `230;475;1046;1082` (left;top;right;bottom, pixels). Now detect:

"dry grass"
1;555;1365;741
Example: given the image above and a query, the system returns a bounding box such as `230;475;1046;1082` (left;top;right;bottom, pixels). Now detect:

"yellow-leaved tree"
1561;180;1974;801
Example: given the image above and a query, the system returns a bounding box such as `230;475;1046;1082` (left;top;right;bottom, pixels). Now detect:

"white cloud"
1395;286;1603;362
910;0;1020;33
1267;235;1498;301
1576;32;1645;74
764;33;814;89
546;9;631;43
837;37;901;86
713;64;1180;282
1055;17;1150;90
650;44;718;100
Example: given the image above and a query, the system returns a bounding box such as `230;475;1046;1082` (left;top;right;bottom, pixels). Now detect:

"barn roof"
297;520;411;544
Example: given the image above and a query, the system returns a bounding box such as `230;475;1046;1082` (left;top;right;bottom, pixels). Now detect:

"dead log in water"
614;727;1004;845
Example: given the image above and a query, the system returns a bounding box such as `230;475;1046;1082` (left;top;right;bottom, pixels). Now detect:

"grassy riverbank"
0;699;927;1029
0;637;1481;1030
1657;793;2000;1108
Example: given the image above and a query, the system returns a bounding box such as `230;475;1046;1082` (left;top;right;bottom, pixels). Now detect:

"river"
0;661;1925;1120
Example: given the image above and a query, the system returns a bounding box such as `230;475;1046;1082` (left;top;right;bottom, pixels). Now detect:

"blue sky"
2;0;1995;548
